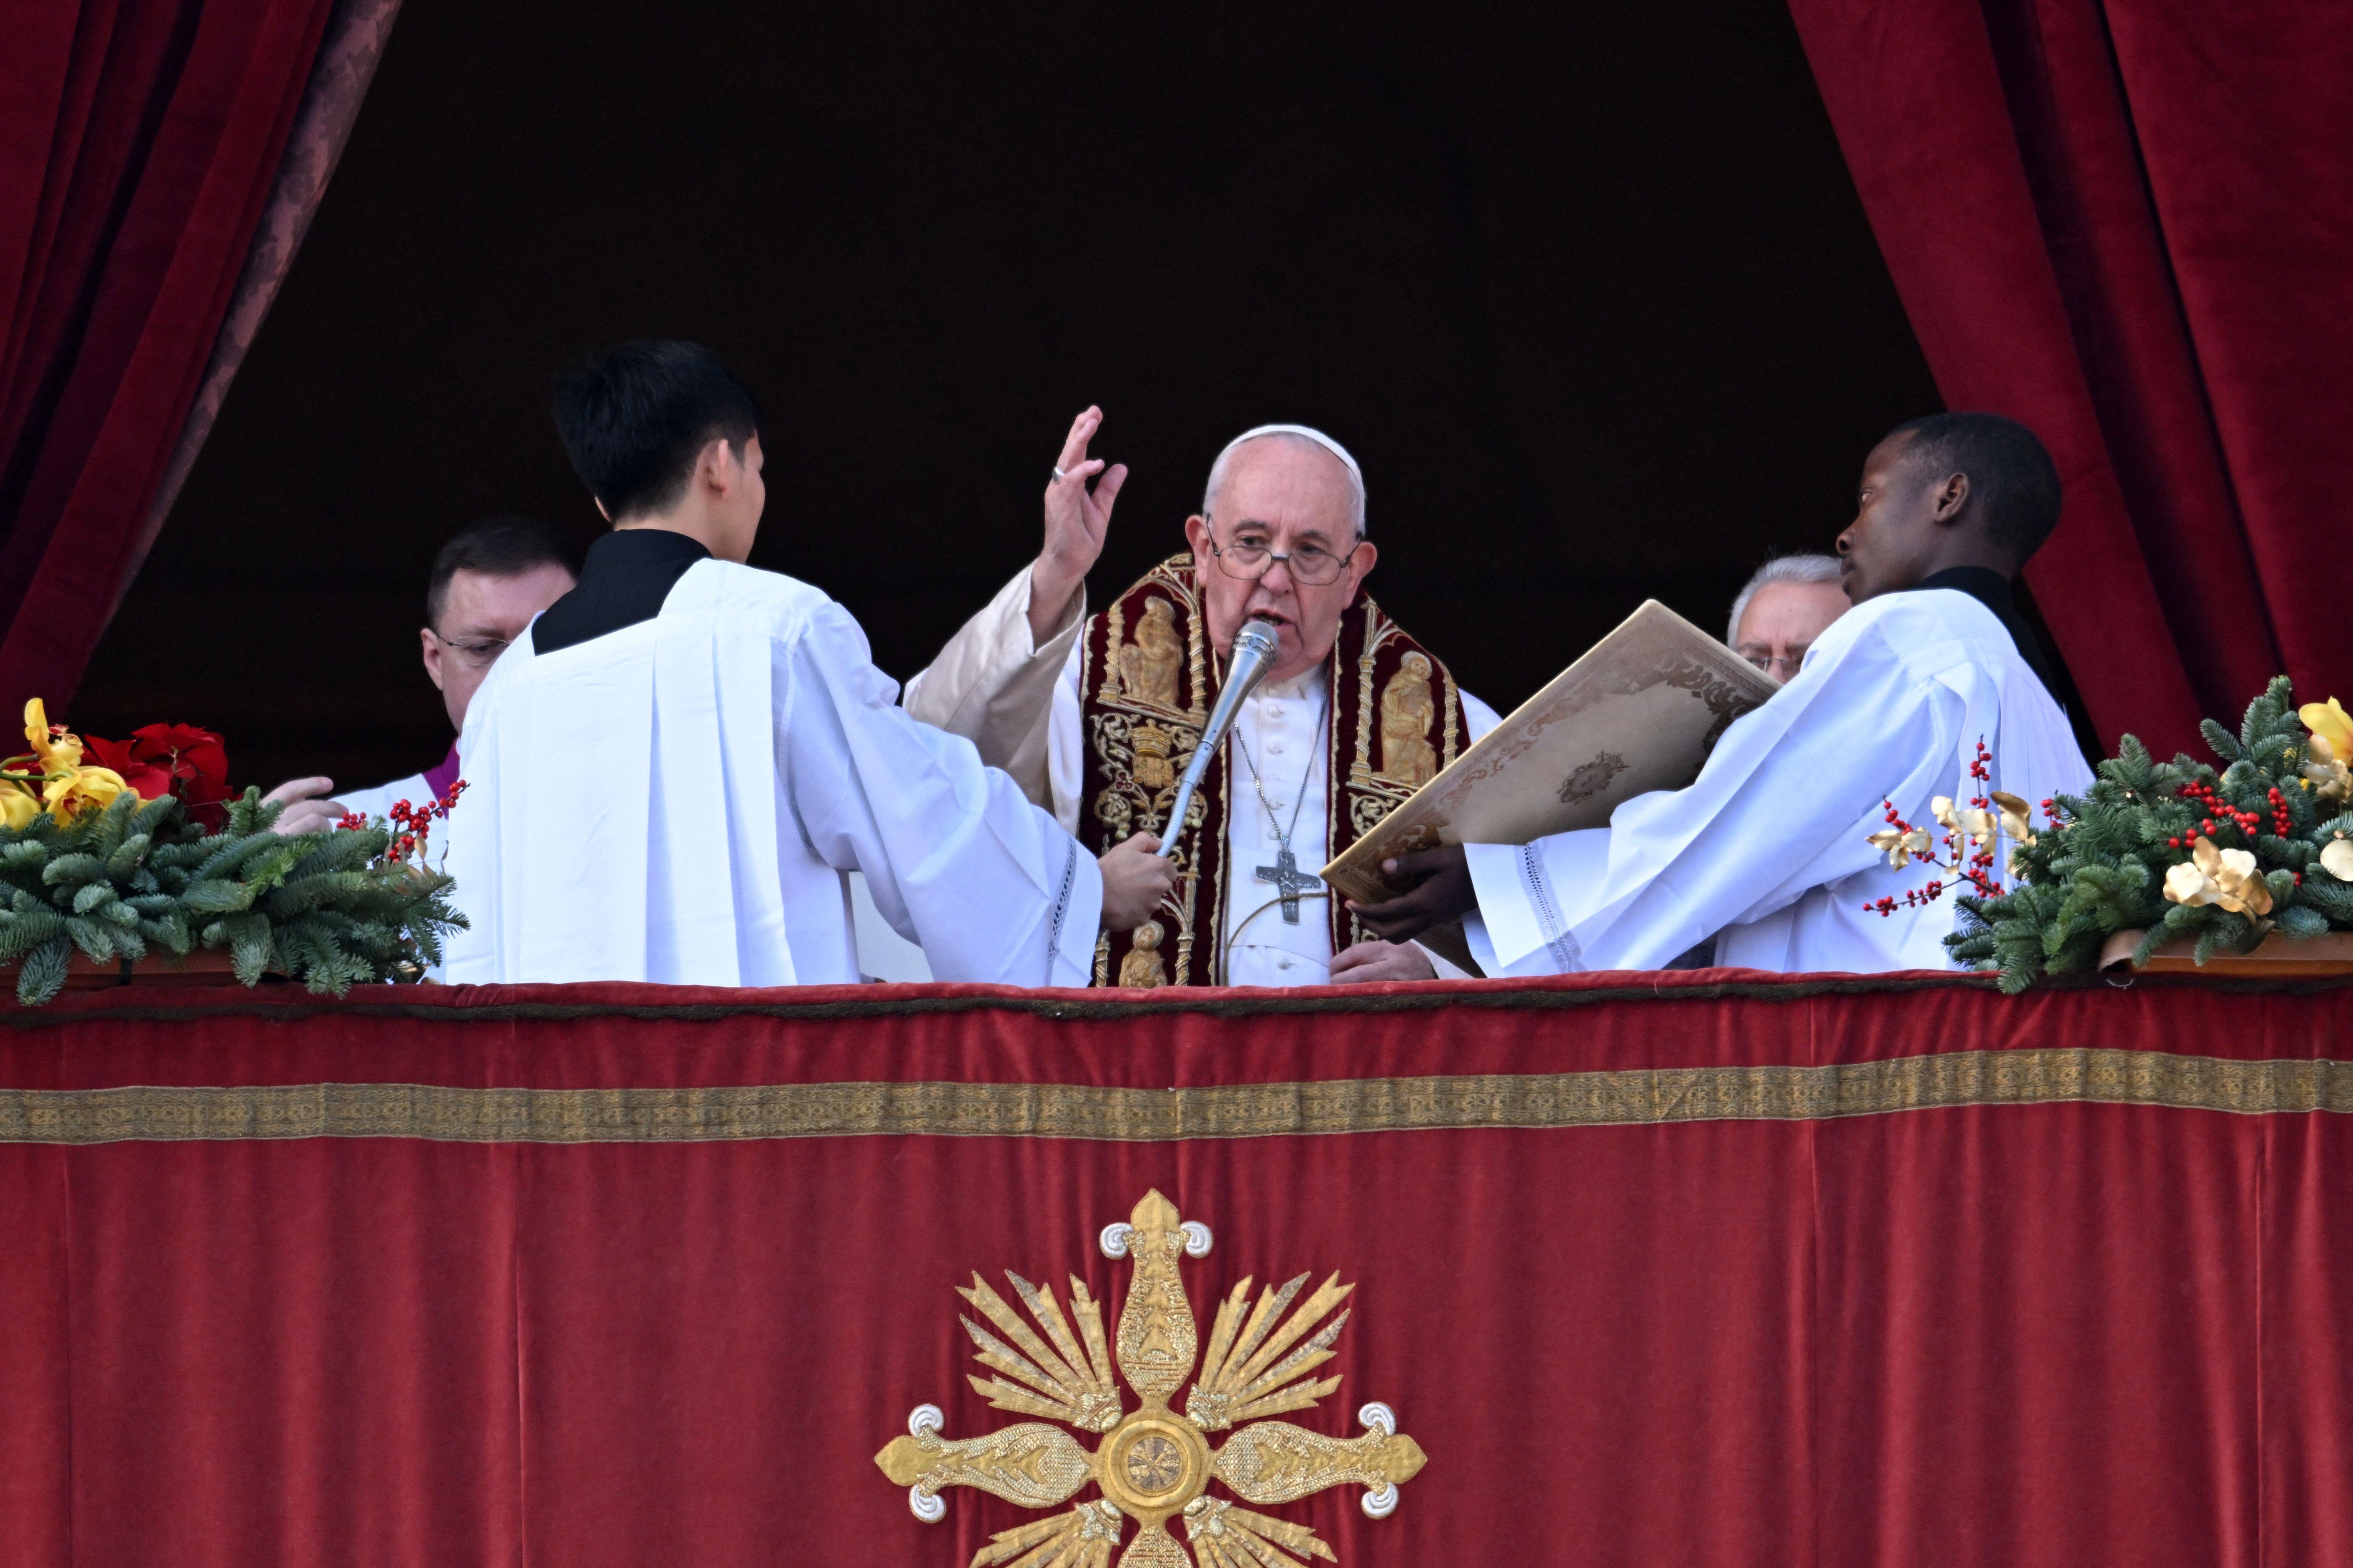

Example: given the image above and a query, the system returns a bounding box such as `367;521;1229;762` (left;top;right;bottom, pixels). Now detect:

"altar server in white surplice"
1351;413;2094;975
441;342;1173;987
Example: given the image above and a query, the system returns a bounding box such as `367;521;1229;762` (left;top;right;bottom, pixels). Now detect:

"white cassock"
1464;585;2093;976
905;567;1503;984
441;559;1102;986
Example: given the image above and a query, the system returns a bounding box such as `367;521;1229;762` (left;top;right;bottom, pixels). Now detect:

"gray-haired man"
1727;553;1849;684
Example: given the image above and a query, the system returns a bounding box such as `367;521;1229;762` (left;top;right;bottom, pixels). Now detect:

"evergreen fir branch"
41;853;105;888
180;880;258;915
2278;905;2329;940
61;915;117;963
0;909;61;960
16;936;70;1005
105;831;152;879
223;912;274;985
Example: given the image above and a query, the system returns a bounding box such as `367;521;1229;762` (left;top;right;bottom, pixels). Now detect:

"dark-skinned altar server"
1352;413;2094;975
441;343;1173;986
905;409;1501;987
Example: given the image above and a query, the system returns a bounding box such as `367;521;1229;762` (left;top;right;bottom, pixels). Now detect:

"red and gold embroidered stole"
1075;555;1465;987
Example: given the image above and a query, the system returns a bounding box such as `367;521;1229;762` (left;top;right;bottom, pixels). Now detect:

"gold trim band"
3;1048;2349;1145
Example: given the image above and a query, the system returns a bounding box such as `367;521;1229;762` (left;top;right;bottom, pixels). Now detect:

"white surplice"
1463;585;2093;976
904;567;1502;985
441;559;1101;987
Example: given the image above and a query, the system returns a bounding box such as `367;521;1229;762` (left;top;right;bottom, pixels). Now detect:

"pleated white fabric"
1465;586;2094;975
442;559;1099;986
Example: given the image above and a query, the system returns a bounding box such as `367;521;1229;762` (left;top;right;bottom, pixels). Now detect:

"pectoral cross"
1255;847;1322;925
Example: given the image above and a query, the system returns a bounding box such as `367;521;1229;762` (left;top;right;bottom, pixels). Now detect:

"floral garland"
0;699;466;1004
1866;677;2353;991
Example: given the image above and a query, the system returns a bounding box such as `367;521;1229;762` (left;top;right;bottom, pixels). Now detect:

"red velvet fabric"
1783;0;2353;757
0;0;337;711
2;971;2349;1566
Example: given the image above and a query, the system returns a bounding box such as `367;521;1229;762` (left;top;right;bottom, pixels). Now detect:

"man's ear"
1343;538;1378;604
703;438;744;494
594;497;611;523
1184;514;1211;559
420;627;448;694
1931;471;1971;526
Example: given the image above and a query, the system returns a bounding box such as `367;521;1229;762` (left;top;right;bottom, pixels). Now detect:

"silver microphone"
1154;618;1282;859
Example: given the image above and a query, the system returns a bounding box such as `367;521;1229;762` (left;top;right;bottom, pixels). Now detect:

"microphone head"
1233;619;1283;661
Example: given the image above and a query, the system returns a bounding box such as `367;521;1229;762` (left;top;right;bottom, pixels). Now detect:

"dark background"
75;0;1939;791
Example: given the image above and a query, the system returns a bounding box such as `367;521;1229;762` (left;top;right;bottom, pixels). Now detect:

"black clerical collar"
532;528;712;654
1907;565;2064;703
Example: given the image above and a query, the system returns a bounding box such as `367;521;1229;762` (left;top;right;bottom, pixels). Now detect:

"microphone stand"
1154;619;1281;859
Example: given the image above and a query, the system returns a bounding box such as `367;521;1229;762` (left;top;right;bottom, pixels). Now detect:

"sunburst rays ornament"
876;1191;1427;1566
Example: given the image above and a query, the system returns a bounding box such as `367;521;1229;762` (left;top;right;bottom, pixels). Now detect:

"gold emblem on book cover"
875;1190;1426;1566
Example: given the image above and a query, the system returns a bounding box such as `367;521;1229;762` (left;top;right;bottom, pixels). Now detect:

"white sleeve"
785;603;1101;986
900;565;1086;809
1459;688;1505;743
1045;635;1084;836
1466;619;1957;973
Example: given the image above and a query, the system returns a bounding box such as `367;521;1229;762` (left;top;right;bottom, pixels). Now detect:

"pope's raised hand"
1030;406;1127;646
1097;833;1176;933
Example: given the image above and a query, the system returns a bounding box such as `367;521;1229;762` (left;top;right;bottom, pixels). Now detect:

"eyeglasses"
1204;530;1362;587
428;629;511;670
1742;650;1806;682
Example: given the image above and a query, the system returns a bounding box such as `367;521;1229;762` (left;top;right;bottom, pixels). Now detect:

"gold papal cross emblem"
876;1191;1427;1566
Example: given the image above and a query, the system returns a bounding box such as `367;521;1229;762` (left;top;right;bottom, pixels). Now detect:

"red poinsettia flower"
137;723;231;824
82;723;232;827
80;734;175;801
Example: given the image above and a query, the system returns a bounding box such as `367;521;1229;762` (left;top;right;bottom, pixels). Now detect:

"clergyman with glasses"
1726;553;1849;684
265;519;581;836
904;410;1503;987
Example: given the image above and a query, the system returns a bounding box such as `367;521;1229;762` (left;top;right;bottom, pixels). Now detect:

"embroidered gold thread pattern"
4;1050;2349;1145
875;1191;1424;1563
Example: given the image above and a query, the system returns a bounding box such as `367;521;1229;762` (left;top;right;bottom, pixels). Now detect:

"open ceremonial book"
1324;600;1780;972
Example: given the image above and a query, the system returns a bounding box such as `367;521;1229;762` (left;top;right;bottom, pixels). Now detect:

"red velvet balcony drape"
4;971;2352;1566
0;0;393;712
1783;0;2353;758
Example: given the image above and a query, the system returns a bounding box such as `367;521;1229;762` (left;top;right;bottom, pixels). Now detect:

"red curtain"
4;971;2351;1566
1783;0;2353;757
0;0;365;714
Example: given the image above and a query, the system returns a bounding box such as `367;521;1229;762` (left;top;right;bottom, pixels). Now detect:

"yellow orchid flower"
2303;698;2353;759
42;765;130;824
21;697;81;775
1989;791;2038;847
0;781;39;831
1868;825;1932;869
2321;836;2353;882
2165;835;2272;917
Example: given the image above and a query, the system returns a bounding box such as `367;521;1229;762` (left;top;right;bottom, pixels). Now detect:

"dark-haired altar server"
441;342;1173;986
1353;413;2096;974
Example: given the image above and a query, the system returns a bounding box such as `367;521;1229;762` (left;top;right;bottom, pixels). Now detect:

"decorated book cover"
1322;600;1779;964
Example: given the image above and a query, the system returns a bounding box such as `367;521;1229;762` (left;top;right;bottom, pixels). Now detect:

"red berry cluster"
2169;779;2270;850
1966;739;1993;798
382;779;468;866
334;811;367;831
1862;737;2011;917
1864;879;1950;917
